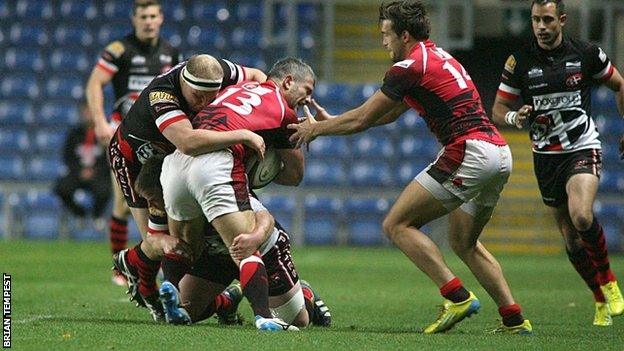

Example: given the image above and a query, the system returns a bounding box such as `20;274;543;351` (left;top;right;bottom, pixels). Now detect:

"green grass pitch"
2;240;623;350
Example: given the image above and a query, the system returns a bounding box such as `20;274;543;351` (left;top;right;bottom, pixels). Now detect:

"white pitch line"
14;315;54;324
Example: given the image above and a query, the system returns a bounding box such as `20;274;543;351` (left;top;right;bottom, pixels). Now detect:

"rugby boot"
300;279;331;327
159;281;191;325
423;291;480;334
112;249;144;307
593;302;612;326
600;281;624;316
491;319;533;335
216;283;243;325
254;316;299;331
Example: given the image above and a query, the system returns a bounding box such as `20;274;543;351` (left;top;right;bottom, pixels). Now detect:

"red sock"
127;244;160;297
161;253;191;289
440;277;469;303
566;248;605;302
239;253;271;318
579;219;616;285
109;216;127;255
499;304;524;327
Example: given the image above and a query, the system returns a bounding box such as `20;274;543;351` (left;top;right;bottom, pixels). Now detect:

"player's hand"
94;121;115;146
241;130;265;160
229;233;262;261
287;105;317;150
309;99;335;121
514;105;532;129
159;235;194;261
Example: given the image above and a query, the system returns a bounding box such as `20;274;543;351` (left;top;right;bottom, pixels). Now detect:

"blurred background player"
54;100;111;224
492;0;624;326
289;1;532;334
85;0;181;286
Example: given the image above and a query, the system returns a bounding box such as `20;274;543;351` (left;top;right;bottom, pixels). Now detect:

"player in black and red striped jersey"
110;54;267;321
290;1;532;335
492;0;624;326
85;0;181;286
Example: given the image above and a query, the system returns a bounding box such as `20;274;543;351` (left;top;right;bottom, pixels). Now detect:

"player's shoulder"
565;36;602;60
502;38;533;73
103;40;126;59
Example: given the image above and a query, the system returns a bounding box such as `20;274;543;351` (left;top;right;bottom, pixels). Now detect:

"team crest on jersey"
393;59;415;69
528;67;543;78
565;72;583;88
131;55;146;65
598;47;607;63
105;41;125;58
565;61;581;68
504;55;516;73
149;91;179;106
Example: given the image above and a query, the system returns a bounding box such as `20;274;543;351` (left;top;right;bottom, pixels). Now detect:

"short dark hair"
379;1;430;41
134;154;165;200
133;0;162;15
531;0;565;15
267;57;315;82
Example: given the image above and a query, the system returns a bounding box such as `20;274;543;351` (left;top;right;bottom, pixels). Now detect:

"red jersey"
192;80;298;160
380;40;505;146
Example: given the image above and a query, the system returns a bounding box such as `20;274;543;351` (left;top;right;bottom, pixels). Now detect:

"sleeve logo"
504;55;517;73
598;47;607;63
149;91;179;106
392;59;415;69
105;41;125;58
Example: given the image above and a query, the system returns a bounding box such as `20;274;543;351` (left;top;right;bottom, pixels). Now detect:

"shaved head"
186;54;223;82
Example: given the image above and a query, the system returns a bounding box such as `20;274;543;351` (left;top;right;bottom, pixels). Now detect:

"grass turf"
2;240;623;350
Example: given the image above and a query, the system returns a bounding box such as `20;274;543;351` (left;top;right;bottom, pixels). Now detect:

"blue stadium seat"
40;101;80;126
354;84;380;102
15;0;53;20
396;161;429;186
0;155;24;180
33;130;67;151
1;74;39;98
297;3;319;23
97;26;129;46
102;1;132;19
20;189;62;212
23;213;60;239
303;196;342;245
45;76;83;99
54;25;94;47
49;49;90;73
398;134;439;158
592;87;618;115
349;161;394;187
58;0;97;20
27;157;65;181
599;170;621;193
228;52;266;72
304;159;346;186
299;28;316;51
595;115;624;136
161;0;186;22
0;1;9;20
345;198;389;245
314;82;354;109
235;2;263;22
186;25;226;51
0;100;34;125
594;202;624;251
308;136;350;158
191;2;230;22
352;134;395;158
9;23;48;46
396;109;426;131
4;47;45;72
160;27;182;48
601;143;621;163
0;128;28;153
259;194;296;230
230;26;263;49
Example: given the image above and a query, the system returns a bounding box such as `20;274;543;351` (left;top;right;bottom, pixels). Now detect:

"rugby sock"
567;248;606;302
499;304;524;327
440;277;470;303
239;253;271;318
302;285;315;323
579;218;616;285
109;216;128;255
196;294;233;323
127;244;161;297
161;253;192;289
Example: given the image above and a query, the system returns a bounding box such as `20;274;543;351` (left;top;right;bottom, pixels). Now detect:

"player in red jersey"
110;54;267;321
289;1;531;334
158;57;314;330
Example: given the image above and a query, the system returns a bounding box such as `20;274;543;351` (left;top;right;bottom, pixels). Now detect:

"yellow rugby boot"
600;281;624;316
593;302;612;326
423;291;480;334
492;319;533;335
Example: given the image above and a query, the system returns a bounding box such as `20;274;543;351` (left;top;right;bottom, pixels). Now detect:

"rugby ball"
246;148;283;189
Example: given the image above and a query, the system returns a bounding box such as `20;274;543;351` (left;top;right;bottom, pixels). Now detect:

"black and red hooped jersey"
497;35;613;153
117;58;246;163
192;80;298;161
381;39;505;146
96;34;181;122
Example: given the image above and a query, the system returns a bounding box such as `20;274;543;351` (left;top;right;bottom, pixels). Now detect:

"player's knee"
570;212;593;232
382;216;409;242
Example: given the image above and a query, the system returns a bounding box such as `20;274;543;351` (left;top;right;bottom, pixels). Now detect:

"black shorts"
108;131;147;208
533;149;601;207
189;227;299;296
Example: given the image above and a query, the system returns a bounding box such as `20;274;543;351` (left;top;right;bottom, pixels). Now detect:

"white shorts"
415;139;512;216
160;149;251;222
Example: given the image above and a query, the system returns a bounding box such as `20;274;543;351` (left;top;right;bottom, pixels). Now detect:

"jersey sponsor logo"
129;67;149;73
565;61;581;68
159;54;172;64
565;73;583;88
105;41;125;58
528;67;543;78
128;75;153;91
504;55;516;73
131;55;146;65
530;114;553;141
528;83;548;90
598;47;607;63
532;91;581;110
149;91;179;106
393;59;415;69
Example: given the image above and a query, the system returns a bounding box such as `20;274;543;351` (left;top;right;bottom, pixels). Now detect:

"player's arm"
85;66;116;145
603;67;624;116
161;119;265;158
373;101;409;126
230;198;275;260
243;67;267;83
273;148;304;186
